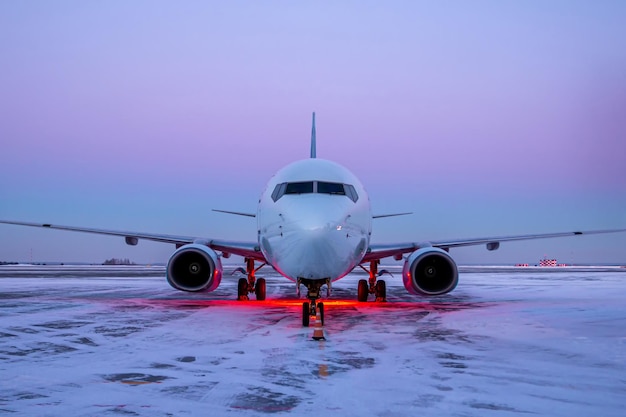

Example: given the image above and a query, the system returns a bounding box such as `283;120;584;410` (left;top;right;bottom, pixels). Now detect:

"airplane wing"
363;228;626;263
0;220;265;261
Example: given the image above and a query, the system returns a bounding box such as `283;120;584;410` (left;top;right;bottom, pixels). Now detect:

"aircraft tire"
237;278;248;299
376;280;387;302
357;279;368;302
318;302;324;325
255;278;266;301
302;302;310;327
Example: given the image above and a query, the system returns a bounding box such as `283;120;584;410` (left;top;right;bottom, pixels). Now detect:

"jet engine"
166;244;223;292
402;247;458;295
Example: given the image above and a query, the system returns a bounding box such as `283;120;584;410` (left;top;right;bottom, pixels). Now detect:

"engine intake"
402;247;458;295
166;244;223;292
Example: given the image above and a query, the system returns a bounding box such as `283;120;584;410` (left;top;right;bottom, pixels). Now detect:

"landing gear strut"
235;258;266;301
358;260;389;302
297;278;330;327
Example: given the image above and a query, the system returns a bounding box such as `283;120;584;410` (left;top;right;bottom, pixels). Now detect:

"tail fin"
310;112;316;158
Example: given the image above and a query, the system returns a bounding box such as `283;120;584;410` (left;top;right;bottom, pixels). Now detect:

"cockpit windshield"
317;181;345;195
271;181;358;202
285;181;314;194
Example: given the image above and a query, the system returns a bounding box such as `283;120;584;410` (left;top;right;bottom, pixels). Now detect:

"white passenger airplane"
2;113;625;326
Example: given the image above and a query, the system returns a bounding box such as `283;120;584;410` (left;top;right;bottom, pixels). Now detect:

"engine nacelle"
166;244;223;292
402;247;458;295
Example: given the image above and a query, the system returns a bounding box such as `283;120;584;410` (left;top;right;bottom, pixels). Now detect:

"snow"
1;265;625;416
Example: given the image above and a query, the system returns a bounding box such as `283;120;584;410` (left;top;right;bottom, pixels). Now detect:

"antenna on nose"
310;112;316;159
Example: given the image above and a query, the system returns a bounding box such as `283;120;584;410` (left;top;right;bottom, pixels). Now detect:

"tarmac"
1;264;625;416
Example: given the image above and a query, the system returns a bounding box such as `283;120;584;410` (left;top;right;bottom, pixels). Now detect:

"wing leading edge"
364;228;626;263
2;220;624;265
0;220;265;261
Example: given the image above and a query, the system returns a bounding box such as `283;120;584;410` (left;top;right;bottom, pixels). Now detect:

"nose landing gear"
297;278;330;327
302;300;324;327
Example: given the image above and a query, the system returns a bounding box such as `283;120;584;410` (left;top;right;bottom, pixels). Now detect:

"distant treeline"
102;258;136;265
0;261;19;265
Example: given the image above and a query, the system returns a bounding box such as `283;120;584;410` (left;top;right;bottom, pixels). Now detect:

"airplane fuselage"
257;158;371;282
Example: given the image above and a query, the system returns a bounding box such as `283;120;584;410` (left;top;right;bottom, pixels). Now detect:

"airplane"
2;112;625;326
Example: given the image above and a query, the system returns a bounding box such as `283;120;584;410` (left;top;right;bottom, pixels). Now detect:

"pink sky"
1;1;625;264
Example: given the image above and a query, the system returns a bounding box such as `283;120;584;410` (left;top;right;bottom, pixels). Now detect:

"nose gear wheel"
297;278;330;327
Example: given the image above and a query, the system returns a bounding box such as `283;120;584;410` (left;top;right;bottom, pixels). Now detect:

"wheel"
255;278;266;301
237;278;248;299
357;279;369;302
375;280;387;302
302;302;310;327
318;302;324;325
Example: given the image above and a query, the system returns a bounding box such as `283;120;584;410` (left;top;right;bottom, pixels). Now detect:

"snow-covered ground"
1;265;624;416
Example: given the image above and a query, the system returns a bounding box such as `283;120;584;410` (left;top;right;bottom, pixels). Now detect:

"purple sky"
1;1;625;265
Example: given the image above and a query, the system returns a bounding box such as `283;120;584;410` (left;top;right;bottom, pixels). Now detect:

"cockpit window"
285;181;314;194
317;181;345;195
344;184;359;202
271;181;359;202
271;183;287;202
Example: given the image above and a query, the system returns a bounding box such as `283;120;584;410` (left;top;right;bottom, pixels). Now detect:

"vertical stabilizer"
310;112;316;158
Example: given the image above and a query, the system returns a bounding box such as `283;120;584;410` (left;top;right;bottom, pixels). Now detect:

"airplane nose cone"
281;226;358;280
261;200;368;280
293;213;345;233
282;198;354;231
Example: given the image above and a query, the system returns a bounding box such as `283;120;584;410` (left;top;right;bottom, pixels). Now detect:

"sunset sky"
1;1;625;264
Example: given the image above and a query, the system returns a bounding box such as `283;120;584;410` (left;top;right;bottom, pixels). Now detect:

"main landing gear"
234;258;267;301
297;278;330;327
358;260;391;302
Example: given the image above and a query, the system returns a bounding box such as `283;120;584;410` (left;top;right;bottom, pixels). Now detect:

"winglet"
310;112;316;158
